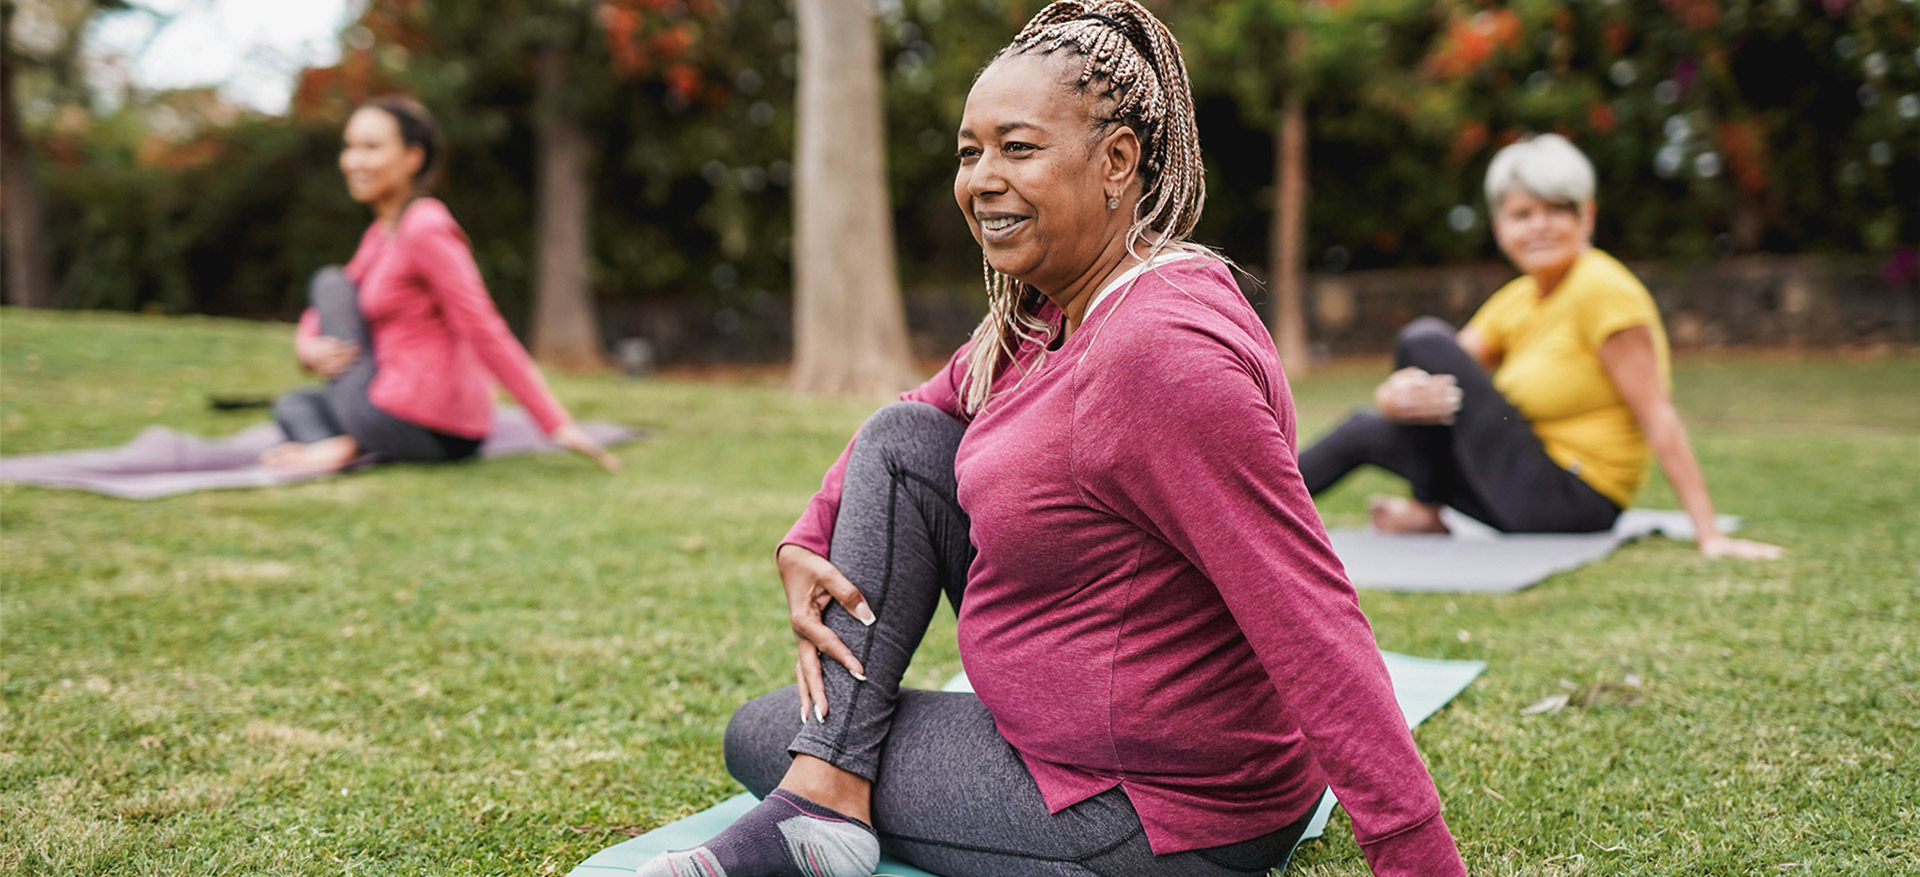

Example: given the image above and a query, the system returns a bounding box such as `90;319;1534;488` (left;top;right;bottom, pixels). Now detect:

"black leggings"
272;268;480;463
1296;317;1620;534
724;403;1318;877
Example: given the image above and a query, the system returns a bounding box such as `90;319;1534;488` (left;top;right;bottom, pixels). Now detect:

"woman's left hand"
1374;367;1463;424
551;423;622;472
1699;533;1783;559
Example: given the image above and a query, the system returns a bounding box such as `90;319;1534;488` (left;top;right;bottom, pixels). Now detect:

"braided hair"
958;0;1207;417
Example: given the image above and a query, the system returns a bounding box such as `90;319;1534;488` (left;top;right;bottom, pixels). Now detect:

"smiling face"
338;107;423;209
954;53;1136;296
1491;188;1594;281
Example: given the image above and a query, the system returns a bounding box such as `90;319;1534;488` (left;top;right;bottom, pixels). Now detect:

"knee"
856;402;959;452
1396;316;1456;348
723;688;801;798
1394;316;1460;368
309;266;352;303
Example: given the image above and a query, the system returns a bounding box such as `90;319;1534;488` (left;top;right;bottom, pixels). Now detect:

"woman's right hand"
297;335;359;378
1699;532;1784;560
777;543;875;723
1375;367;1463;424
550;422;622;472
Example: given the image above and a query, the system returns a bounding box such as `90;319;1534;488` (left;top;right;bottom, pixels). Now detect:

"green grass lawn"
2;308;1915;876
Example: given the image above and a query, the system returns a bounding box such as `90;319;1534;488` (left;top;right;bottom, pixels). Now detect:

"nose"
966;150;1007;201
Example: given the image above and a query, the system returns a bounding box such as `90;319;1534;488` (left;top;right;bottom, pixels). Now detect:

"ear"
1098;124;1142;196
1578;200;1597;240
402;144;427;181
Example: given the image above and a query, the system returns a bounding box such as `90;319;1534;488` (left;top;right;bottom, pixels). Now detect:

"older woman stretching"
1298;135;1779;559
636;3;1464;877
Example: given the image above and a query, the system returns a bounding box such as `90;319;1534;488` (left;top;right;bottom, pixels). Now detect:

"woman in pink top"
263;96;616;473
637;4;1463;876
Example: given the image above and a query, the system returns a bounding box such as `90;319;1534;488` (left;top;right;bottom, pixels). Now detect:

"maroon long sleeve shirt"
784;256;1463;875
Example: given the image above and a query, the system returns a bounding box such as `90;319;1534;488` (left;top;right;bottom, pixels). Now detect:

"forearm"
1644;406;1720;541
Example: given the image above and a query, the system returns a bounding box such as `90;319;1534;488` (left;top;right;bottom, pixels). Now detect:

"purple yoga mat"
0;407;643;500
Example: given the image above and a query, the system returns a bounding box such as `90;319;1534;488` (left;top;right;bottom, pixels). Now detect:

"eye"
956;145;981;162
1003;141;1038;155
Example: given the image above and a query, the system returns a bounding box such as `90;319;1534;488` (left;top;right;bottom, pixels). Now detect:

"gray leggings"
725;403;1317;877
272;268;479;463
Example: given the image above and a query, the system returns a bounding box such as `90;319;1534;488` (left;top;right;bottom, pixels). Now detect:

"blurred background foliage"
8;0;1918;335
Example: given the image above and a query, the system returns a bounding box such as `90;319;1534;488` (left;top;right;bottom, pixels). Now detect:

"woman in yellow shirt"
1298;134;1778;559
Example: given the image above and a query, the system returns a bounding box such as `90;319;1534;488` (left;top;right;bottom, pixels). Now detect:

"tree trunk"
530;45;607;372
1267;27;1310;377
789;0;917;396
1;13;57;309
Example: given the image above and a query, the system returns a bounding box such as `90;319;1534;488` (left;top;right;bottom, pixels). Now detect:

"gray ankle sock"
634;789;879;877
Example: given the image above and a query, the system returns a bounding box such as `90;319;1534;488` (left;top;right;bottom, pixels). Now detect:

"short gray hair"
1484;133;1595;209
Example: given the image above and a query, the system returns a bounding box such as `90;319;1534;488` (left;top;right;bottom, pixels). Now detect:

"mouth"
976;213;1028;242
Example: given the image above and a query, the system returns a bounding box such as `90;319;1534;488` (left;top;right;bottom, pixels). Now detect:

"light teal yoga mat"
567;651;1484;876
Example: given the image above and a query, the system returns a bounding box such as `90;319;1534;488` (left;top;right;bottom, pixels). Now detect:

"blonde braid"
958;0;1207;417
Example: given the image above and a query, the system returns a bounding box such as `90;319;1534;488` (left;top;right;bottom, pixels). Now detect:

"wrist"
778;542;824;567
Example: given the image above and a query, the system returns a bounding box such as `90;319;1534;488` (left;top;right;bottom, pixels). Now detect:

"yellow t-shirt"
1464;249;1669;507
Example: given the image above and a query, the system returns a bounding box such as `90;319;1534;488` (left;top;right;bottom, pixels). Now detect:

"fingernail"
852;670;868;682
800;707;809;724
855;603;876;626
814;703;826;722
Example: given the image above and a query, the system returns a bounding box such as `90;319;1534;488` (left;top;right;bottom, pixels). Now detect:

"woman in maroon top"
263;97;617;473
638;4;1464;876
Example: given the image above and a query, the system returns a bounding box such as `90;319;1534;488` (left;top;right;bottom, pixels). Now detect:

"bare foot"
1368;495;1450;534
260;436;359;474
259;442;304;468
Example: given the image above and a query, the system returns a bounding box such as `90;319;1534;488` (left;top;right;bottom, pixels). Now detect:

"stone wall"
594;254;1920;370
1292;254;1920;357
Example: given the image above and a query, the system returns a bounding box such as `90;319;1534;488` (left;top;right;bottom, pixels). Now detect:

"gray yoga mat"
566;651;1485;877
1328;508;1740;593
0;406;643;500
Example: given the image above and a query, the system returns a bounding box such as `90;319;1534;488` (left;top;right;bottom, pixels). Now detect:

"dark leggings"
1296;317;1620;533
272;268;480;463
724;403;1318;877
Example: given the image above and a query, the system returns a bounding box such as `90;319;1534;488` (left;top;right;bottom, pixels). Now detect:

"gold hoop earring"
1106;196;1120;210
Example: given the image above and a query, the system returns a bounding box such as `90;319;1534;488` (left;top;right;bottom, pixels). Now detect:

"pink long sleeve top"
783;256;1464;876
297;198;571;439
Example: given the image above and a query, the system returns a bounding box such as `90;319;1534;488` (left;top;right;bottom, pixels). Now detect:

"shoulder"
1561;249;1659;331
1566;249;1653;302
1069;256;1292;466
1076;254;1276;396
395;198;465;241
1088;254;1250;344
